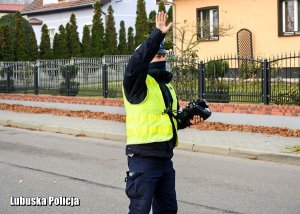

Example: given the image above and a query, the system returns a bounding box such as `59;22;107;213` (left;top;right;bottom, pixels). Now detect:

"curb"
0;120;299;166
191;143;300;165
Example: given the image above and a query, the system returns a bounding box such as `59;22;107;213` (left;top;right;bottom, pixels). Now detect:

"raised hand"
156;12;173;34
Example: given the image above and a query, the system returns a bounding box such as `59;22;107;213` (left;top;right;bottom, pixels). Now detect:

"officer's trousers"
125;155;178;214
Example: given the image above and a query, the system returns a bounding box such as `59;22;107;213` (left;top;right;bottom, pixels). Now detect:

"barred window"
197;7;219;41
279;0;300;35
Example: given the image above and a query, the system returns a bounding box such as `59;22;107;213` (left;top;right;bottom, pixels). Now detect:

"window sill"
278;32;300;37
198;38;219;42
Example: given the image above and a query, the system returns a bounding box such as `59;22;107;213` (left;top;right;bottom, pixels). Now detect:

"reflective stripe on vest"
123;75;178;145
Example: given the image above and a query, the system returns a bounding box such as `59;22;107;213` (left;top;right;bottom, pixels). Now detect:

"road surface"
0;127;299;213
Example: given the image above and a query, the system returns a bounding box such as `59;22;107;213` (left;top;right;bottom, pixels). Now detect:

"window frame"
278;0;300;36
196;6;219;41
48;27;56;46
86;23;92;35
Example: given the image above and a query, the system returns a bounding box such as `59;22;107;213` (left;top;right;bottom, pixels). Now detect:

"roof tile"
22;0;110;14
0;4;28;12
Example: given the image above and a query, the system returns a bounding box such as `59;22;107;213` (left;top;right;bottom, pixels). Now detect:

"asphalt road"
0;127;299;214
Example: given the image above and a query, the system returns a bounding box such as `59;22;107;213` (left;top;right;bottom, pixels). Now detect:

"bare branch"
174;20;232;58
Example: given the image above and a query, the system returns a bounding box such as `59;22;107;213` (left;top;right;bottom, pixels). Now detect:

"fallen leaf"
1;103;299;138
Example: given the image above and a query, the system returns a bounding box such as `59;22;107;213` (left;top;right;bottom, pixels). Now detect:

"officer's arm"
123;28;165;104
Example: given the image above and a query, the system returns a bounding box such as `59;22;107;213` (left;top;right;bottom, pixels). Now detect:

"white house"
21;0;172;46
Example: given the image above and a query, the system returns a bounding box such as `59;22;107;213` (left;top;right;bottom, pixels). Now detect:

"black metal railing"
0;53;299;105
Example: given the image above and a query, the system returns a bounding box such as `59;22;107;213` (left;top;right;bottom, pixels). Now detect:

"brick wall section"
1;93;300;116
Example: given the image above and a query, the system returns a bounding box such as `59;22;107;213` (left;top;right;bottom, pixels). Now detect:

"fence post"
7;66;11;93
66;65;70;96
198;61;205;99
102;64;108;98
262;59;270;105
34;65;39;95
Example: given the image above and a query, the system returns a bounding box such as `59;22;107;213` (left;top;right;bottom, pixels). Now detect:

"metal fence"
0;53;299;105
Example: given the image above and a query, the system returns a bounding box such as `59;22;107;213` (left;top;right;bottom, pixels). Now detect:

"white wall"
102;0;167;31
43;0;57;5
28;0;171;46
30;8;93;46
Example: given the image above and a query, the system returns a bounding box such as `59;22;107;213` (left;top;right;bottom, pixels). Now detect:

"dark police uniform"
123;28;188;214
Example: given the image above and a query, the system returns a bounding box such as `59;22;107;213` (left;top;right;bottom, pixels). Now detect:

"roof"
22;0;110;15
28;17;43;25
0;4;28;12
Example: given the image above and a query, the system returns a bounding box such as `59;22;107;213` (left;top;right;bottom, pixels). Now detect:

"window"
48;28;55;46
58;0;73;3
86;24;92;34
197;7;219;41
279;0;300;35
115;0;132;2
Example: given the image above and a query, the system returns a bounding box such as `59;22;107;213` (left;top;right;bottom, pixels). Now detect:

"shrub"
169;57;198;101
0;13;38;61
0;67;15;92
271;88;300;106
60;65;78;80
205;60;229;80
205;60;230;102
206;81;230;103
59;65;79;96
239;60;261;79
59;81;80;96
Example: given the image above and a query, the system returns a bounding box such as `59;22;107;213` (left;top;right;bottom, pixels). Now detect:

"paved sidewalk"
1;99;299;130
0;107;299;165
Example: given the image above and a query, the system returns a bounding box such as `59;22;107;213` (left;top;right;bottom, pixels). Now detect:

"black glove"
177;108;191;129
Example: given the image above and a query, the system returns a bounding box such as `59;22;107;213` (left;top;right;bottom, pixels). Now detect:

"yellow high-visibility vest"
123;75;178;145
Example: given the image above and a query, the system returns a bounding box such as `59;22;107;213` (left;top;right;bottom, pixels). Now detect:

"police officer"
123;12;201;214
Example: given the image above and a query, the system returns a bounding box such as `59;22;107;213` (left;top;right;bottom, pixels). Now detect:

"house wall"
43;0;57;4
29;7;95;45
0;12;8;18
27;0;168;47
104;0;171;31
174;0;300;58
